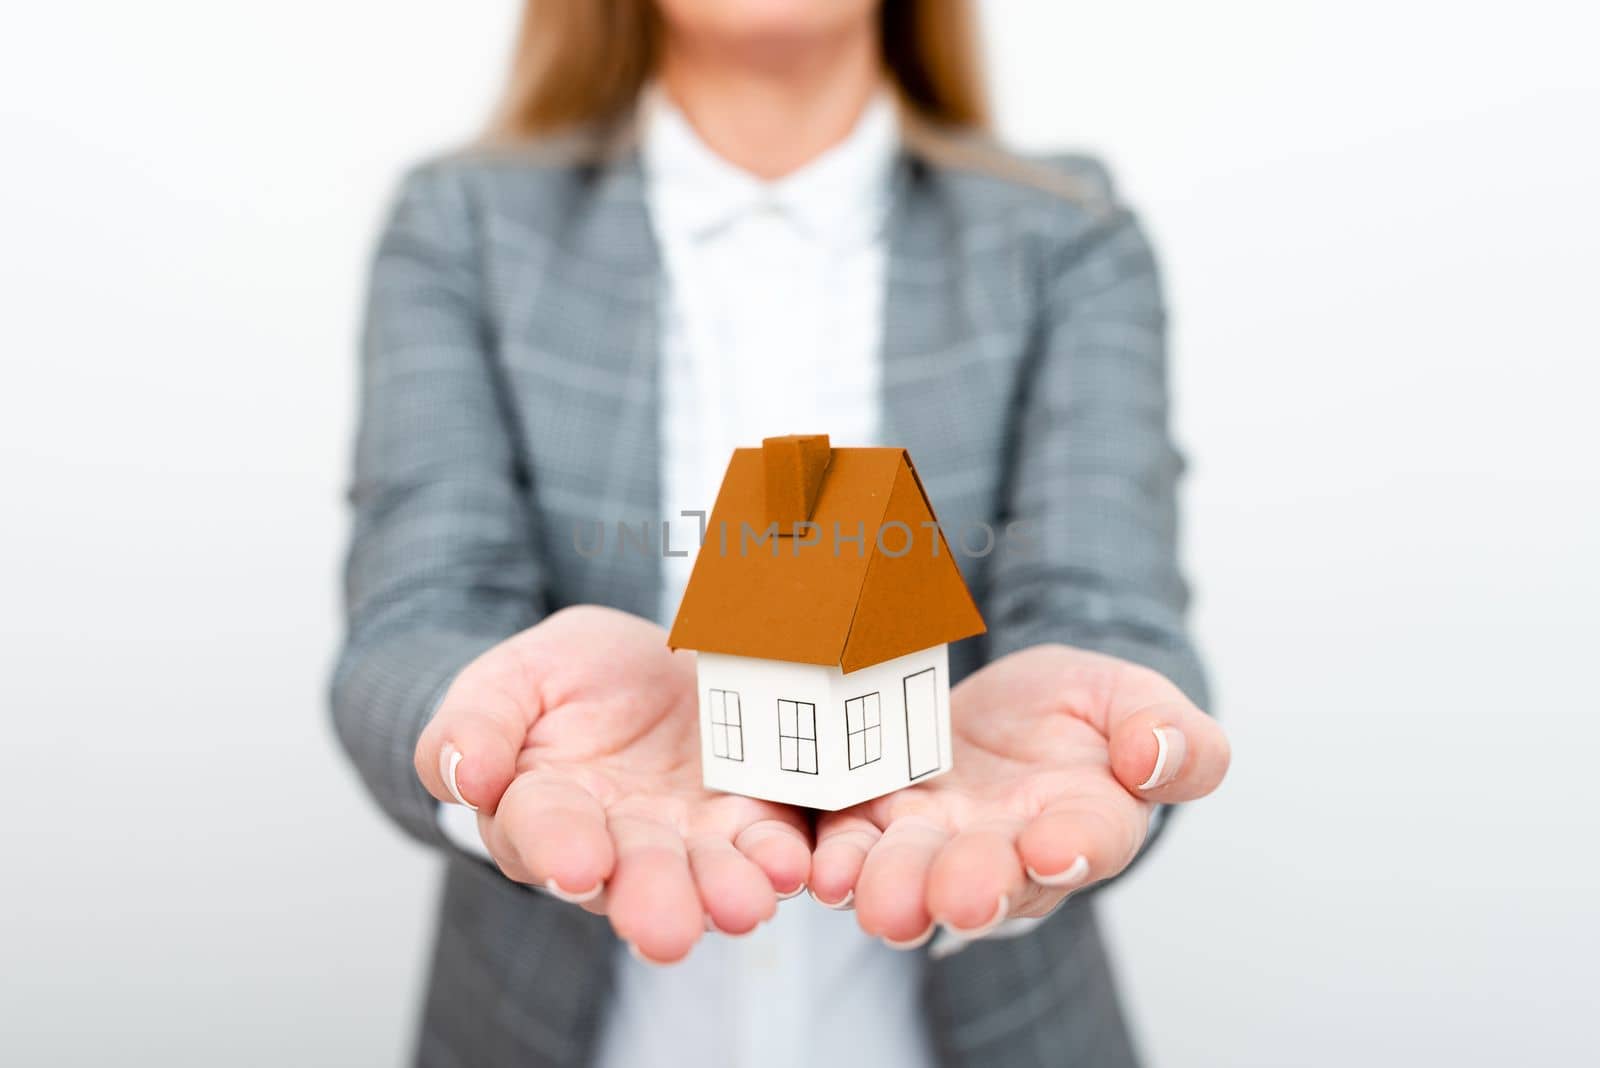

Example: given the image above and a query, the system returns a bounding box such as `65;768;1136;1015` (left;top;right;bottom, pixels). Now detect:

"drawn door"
903;667;939;780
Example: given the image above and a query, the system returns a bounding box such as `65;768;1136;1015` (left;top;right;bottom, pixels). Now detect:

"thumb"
413;645;536;813
1107;696;1231;804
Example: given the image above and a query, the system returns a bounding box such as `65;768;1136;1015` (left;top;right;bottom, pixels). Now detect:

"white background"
2;2;1596;1064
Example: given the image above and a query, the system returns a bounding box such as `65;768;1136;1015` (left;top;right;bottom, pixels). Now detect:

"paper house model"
668;435;986;811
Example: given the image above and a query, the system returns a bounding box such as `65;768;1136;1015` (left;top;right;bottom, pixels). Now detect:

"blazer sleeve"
984;166;1211;712
330;163;546;848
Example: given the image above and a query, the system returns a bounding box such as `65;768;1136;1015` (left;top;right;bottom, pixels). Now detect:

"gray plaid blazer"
332;113;1208;1068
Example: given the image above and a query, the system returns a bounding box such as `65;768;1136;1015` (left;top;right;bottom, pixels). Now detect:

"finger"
854;818;949;946
1108;701;1231;803
1017;794;1148;895
809;812;881;909
688;836;775;934
733;818;811;898
414;647;537;813
495;773;613;902
605;813;702;963
476;808;536;884
926;821;1027;934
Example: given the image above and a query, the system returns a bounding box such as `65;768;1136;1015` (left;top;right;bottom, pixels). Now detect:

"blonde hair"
486;0;988;141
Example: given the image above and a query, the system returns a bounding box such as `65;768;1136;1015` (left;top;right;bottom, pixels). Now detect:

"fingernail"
440;744;476;811
777;883;807;900
882;922;936;950
942;894;1009;938
1026;855;1090;889
544;877;604;905
808;887;854;910
1137;726;1187;791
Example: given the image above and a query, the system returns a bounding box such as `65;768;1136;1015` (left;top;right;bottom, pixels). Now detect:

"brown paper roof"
667;446;987;673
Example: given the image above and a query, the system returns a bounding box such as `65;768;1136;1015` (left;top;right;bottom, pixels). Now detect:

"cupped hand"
809;645;1230;946
414;606;811;963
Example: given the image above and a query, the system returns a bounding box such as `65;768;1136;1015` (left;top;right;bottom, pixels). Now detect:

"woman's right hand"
414;605;811;963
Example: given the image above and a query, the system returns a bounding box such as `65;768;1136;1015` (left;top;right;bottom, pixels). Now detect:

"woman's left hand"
808;645;1231;944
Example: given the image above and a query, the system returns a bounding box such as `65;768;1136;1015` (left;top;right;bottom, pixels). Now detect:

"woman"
333;2;1230;1065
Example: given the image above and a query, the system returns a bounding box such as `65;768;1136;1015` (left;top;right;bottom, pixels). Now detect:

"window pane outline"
778;700;818;774
709;689;743;762
845;692;883;771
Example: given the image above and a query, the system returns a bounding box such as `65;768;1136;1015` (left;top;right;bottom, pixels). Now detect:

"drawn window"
845;693;882;770
777;700;818;774
709;689;743;761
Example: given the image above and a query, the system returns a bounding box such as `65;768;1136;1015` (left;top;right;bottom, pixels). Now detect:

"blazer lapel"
580;155;665;616
504;143;665;620
879;155;1015;570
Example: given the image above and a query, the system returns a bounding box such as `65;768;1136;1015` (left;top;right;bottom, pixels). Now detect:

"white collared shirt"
591;89;935;1068
650;89;895;615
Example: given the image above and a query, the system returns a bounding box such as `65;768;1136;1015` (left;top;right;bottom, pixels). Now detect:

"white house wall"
695;645;952;811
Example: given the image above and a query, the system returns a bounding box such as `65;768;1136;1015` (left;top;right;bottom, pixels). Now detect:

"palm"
863;654;1146;848
812;647;1168;940
506;606;744;804
425;606;811;962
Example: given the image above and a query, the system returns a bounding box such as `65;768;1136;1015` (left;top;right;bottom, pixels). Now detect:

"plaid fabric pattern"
332;127;1207;1067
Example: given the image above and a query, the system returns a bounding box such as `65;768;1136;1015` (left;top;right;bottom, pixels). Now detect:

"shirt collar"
642;87;899;250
